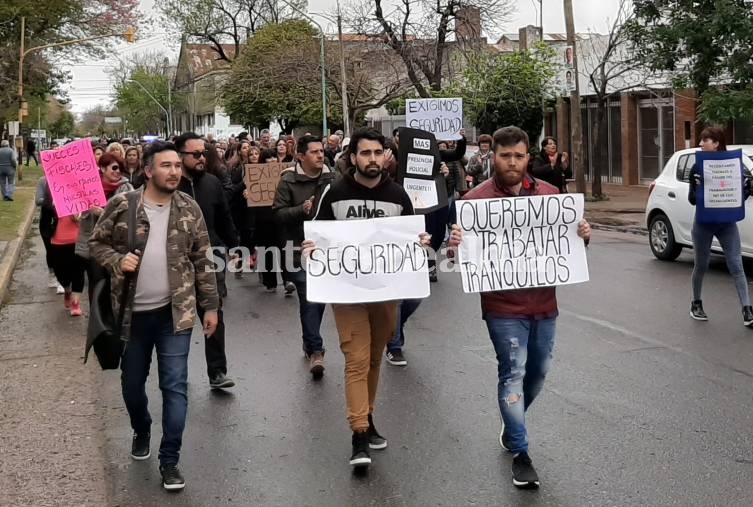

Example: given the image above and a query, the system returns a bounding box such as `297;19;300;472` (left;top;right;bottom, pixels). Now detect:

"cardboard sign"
695;150;745;223
396;127;448;214
244;162;293;207
40;139;106;217
457;194;589;293
405;98;463;141
304;215;430;303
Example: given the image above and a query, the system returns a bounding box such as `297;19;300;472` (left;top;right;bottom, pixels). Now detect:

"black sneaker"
159;464;186;491
284;281;296;297
744;306;753;327
209;373;236;389
385;350;407;366
429;266;438;283
349;431;371;467
512;452;540;489
690;300;708;321
367;414;387;450
130;432;150;460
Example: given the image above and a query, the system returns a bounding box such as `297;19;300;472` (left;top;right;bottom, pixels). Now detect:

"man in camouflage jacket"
89;141;218;490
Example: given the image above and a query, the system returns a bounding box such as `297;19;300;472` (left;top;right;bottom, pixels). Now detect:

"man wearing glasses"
176;132;239;390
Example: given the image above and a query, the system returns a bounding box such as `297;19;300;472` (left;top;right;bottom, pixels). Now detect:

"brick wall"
674;89;697;150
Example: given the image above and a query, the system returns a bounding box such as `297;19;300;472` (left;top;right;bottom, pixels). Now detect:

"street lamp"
279;0;328;136
127;79;172;136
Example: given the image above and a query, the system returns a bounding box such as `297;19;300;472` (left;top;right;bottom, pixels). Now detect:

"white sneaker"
56;284;65;294
48;274;58;288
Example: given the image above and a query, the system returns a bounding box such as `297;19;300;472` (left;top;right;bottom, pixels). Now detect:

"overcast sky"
63;0;623;115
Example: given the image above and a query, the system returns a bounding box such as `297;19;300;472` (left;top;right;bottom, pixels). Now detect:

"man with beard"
448;126;591;489
89;142;219;490
302;127;430;469
176;132;239;390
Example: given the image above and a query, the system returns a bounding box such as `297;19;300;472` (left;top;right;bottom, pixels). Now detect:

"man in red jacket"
448;126;591;489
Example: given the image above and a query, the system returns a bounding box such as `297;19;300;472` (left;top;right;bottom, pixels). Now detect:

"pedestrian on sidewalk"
0;139;18;201
25;138;38;166
176;132;239;390
89;141;219;491
36;174;64;293
448;126;591;489
302;127;431;469
273;134;337;380
687;126;753;326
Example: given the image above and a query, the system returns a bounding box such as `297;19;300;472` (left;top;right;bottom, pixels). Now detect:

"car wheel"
649;214;683;261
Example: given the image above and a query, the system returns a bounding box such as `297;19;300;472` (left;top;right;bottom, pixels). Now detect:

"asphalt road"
5;229;753;506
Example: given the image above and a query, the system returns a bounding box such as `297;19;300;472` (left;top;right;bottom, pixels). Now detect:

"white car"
645;145;753;260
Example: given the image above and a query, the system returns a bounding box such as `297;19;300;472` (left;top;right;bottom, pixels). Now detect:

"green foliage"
49;110;75;138
222;20;330;133
114;69;171;134
700;86;753;123
452;43;557;142
628;0;753;120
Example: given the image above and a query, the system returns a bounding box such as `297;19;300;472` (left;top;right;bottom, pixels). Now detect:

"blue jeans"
290;269;326;355
485;317;556;454
121;305;191;467
387;299;422;352
691;221;751;306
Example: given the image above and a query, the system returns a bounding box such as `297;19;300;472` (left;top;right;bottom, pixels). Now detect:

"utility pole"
336;0;350;137
564;0;586;194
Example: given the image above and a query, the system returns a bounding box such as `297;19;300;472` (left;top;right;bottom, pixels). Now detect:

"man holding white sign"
302;128;431;470
448;126;591;489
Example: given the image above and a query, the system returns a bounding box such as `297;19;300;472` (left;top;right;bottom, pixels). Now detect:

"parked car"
645;145;753;260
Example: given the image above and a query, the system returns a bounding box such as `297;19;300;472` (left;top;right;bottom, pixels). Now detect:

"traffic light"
124;27;136;43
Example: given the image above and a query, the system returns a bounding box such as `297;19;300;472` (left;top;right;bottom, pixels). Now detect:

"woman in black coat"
530;136;572;193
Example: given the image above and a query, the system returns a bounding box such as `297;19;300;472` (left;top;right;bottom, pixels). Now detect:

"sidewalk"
583;182;650;235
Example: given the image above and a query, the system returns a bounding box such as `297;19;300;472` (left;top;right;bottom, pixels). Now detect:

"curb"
0;198;37;304
591;222;648;236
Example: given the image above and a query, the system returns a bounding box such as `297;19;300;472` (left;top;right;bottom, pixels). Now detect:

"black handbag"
84;191;139;370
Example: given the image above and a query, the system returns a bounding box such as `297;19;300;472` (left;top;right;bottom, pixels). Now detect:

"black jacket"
178;172;238;249
314;168;414;221
530;153;572;193
272;164;338;267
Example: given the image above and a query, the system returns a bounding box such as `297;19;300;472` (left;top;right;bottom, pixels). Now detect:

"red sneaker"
70;300;82;317
64;291;72;309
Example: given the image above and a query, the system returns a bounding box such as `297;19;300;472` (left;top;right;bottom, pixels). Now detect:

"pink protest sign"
40;139;106;217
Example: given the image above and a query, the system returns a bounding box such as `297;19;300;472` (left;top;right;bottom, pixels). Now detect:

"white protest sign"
703;158;743;208
406;153;435;176
403;178;439;209
457;194;589;293
405;98;463;141
304;215;430;303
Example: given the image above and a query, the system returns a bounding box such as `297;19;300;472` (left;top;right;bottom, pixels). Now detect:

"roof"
181;44;236;78
497;33;570;43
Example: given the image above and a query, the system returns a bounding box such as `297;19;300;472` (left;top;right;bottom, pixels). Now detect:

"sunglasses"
180;150;209;159
104;164;120;171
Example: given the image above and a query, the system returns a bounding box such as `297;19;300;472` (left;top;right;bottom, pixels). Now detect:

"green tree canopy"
453;44;557;144
627;0;753;123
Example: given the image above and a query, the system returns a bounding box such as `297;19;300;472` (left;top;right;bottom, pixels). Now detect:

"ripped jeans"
485;317;556;454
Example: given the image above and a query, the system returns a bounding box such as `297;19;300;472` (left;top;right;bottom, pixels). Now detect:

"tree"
114;69;172;135
581;0;655;198
627;0;753;125
49;109;76;139
343;0;514;97
453;43;557;145
78;105;122;137
158;0;307;63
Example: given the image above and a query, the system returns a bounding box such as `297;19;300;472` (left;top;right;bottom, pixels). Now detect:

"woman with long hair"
106;141;126;160
230;144;261;278
688;126;753;325
75;153;133;303
530;136;572;193
123;146;145;188
268;138;294;163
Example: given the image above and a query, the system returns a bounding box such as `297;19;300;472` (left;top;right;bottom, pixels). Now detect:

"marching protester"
273;134;337;380
89;141;219;491
530;136;571;193
269;138;294;164
176;132;239;390
36;174;64;294
324;134;341;167
75;153;133;303
466;133;493;187
93;145;105;163
230;142;260;278
124;146;145;188
303;127;430;469
687;126;753;325
448;126;591;489
106;141;126;160
449;127;591;488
